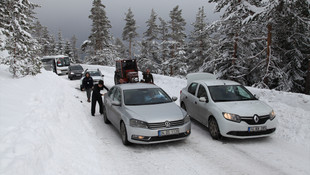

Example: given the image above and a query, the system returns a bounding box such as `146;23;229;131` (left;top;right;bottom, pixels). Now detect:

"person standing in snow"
82;72;93;102
91;80;109;116
142;68;154;84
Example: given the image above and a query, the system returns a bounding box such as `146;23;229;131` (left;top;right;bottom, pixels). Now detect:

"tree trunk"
264;24;272;85
233;33;238;65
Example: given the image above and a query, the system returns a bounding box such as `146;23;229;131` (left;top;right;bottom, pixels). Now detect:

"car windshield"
124;88;172;105
89;71;101;76
71;65;83;70
56;57;70;67
208;85;257;102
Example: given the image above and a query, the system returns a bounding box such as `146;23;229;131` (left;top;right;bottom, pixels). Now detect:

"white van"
41;55;70;75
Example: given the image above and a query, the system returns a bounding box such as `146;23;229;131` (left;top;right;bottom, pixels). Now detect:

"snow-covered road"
0;64;309;175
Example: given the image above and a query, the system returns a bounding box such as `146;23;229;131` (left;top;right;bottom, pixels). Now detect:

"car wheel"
120;122;130;145
208;117;221;140
181;102;187;111
103;107;110;124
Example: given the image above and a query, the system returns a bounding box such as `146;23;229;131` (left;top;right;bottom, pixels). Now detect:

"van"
41;55;70;75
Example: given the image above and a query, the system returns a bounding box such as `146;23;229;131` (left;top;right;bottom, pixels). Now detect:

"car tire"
208;117;221;140
120;122;130;145
103;107;110;124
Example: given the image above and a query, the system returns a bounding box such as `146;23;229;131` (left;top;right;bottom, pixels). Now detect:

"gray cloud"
32;0;221;47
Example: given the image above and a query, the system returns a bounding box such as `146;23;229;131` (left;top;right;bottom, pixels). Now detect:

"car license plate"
158;129;179;136
248;126;267;132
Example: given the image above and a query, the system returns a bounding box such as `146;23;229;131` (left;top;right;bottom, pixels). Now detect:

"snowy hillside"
0;64;309;175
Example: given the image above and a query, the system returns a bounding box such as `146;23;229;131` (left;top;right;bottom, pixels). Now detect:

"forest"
0;0;309;94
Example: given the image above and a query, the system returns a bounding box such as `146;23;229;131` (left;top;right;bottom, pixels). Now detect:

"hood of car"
92;76;103;81
125;102;185;123
215;100;272;116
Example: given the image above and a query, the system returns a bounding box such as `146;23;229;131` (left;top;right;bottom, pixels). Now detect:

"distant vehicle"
80;68;104;90
180;73;277;140
103;83;191;145
41;55;70;75
114;59;139;84
68;65;84;80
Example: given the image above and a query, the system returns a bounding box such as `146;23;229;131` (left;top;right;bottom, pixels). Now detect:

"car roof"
116;83;159;90
195;79;240;86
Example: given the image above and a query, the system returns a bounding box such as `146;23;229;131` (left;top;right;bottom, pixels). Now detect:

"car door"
184;82;199;120
108;87;123;131
196;84;212;126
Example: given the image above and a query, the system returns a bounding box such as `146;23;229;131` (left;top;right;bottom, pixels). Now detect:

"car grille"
147;119;185;129
227;128;276;136
240;115;270;125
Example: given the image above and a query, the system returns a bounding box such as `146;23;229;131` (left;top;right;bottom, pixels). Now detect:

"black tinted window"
188;83;198;95
197;85;207;98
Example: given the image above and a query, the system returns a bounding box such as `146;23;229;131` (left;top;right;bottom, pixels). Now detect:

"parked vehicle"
41;55;70;75
180;73;277;140
114;59;139;84
68;65;84;80
80;68;104;90
103;83;191;145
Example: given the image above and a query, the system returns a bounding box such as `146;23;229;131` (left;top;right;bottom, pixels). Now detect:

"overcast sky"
31;0;221;47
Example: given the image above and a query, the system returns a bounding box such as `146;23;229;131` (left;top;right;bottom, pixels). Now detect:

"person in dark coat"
142;68;154;84
82;72;93;102
91;80;109;116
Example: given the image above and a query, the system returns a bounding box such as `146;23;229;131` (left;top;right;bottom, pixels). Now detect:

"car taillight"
180;90;182;94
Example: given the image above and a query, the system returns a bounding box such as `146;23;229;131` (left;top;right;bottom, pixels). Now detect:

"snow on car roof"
117;83;159;90
198;79;240;86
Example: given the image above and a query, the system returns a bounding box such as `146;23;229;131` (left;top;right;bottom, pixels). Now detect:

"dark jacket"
82;76;93;89
92;84;109;99
143;72;154;83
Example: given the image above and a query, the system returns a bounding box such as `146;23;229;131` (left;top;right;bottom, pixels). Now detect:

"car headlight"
269;110;276;120
223;112;241;123
130;119;148;128
184;114;190;123
70;72;74;74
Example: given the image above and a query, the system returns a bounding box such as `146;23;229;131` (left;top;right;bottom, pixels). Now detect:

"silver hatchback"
103;83;191;145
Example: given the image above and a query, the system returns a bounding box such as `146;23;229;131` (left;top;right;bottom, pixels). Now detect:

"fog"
32;0;221;47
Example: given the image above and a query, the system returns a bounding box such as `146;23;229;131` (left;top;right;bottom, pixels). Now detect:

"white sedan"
180;73;277;140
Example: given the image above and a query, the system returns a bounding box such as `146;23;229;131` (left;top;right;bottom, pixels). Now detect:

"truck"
114;59;139;84
41;55;70;75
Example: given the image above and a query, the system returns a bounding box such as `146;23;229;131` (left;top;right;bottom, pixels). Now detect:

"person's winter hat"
98;80;104;85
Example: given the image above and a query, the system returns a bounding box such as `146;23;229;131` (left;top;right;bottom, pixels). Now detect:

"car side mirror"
171;96;178;101
112;101;121;106
199;97;209;103
254;94;259;99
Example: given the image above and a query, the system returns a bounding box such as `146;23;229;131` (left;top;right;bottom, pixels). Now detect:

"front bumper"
219;117;277;139
126;122;191;144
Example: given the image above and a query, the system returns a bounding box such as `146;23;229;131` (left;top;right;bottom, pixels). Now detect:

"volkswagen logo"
253;114;259;123
165;121;171;128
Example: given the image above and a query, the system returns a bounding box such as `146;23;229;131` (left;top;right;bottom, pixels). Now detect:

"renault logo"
165;121;171;128
253;114;259;123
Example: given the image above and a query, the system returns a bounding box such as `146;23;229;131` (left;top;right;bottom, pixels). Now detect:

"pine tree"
167;5;187;75
139;9;161;73
158;17;169;65
4;0;41;77
88;0;111;52
56;30;64;55
122;8;138;59
114;38;126;58
70;35;80;63
188;7;210;72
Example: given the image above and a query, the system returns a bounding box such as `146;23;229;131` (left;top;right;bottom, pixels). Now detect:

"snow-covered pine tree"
64;40;73;59
265;0;310;93
4;0;41;77
166;5;187;75
70;35;80;63
188;7;210;72
139;9;161;73
158;17;169;67
114;38;126;58
55;30;64;55
84;0;115;65
122;8;138;59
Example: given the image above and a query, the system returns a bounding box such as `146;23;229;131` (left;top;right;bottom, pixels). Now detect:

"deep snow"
0;64;309;175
